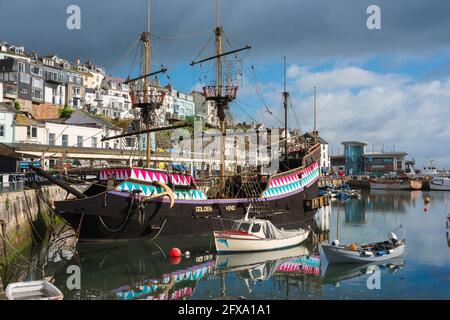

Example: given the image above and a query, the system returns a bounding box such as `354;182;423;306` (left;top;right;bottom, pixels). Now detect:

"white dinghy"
321;230;405;264
5;280;63;300
214;218;310;253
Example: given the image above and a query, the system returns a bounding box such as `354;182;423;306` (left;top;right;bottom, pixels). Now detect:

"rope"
99;196;135;233
150;217;168;240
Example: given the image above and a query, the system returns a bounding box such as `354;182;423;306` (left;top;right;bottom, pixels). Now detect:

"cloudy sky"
1;0;450;166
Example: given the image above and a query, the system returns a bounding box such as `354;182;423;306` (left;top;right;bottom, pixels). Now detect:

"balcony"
3;86;17;99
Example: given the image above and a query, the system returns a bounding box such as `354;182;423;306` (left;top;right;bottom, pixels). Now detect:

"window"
62;134;68;147
31;66;41;76
27;126;37;138
20;88;28;94
49;133;55;145
18;62;25;73
20;73;30;84
251;224;261;233
126;137;134;147
0;125;4;138
238;223;251;232
91;137;98;148
77;136;83;147
32;90;43;100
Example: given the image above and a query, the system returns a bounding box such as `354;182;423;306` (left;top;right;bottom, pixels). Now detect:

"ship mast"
313;85;317;144
143;0;151;168
190;0;250;197
283;57;289;164
216;0;226;197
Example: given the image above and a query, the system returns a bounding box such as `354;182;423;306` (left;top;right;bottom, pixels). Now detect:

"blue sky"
2;0;450;167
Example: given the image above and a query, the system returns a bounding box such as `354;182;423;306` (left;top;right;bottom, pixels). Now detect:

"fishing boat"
5;280;63;300
29;1;325;241
429;177;450;191
321;231;405;264
213;218;310;253
369;178;422;190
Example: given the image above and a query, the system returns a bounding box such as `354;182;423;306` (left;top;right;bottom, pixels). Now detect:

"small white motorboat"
213;218;310;253
5;280;64;300
321;231;405;264
429;177;450;191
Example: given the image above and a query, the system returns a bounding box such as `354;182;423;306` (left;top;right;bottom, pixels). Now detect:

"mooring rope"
99;196;135;233
150;217;168;241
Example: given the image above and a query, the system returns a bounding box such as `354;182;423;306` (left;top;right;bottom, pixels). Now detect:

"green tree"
58;105;74;118
13;99;21;111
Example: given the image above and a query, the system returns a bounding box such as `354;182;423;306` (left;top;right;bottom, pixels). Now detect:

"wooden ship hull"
53;160;321;241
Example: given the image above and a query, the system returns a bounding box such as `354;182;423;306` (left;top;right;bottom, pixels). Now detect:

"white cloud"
292;66;410;92
246;66;450;167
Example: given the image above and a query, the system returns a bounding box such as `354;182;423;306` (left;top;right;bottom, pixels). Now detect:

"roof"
64;110;121;131
14;114;45;127
363;152;408;157
0;102;16;113
341;140;368;146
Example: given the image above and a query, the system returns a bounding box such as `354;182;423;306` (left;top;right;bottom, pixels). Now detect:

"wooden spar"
29;166;87;199
190;46;251;66
123;68;167;84
101;123;192;142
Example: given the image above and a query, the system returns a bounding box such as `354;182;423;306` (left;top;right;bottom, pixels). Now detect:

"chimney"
0;82;3;103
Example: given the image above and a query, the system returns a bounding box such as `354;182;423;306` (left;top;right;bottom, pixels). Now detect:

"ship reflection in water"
16;190;450;299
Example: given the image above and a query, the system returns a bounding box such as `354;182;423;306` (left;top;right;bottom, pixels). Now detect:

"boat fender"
388;249;394;254
362;251;373;256
331;239;339;246
376;251;386;256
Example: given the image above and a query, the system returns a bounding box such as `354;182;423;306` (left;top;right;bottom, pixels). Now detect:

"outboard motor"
331;239;339;246
389;232;399;245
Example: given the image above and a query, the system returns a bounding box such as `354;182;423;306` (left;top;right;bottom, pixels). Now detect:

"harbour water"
5;190;450;300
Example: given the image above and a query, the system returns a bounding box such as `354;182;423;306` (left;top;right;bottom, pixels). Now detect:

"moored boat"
429;177;450;191
213;218;310;253
369;178;422;190
5;281;63;300
321;231;405;264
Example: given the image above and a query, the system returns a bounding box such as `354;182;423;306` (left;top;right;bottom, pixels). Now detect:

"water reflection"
321;259;405;286
10;190;450;299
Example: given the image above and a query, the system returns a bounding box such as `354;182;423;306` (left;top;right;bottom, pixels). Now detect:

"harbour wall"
0;186;69;271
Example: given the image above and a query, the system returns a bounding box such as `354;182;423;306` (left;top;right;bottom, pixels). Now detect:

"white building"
85;76;132;119
192;91;219;127
45;121;111;149
162;85;195;125
12;113;47;144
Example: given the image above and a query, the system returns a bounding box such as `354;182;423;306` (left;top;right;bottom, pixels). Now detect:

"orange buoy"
169;247;182;257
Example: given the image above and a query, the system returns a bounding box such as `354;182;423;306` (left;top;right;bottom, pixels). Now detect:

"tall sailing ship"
32;1;324;241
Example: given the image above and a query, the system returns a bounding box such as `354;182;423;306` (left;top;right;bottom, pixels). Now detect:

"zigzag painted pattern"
115;181;207;200
100;167;194;186
263;162;320;198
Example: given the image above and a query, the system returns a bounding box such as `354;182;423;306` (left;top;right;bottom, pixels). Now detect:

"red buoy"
169;256;182;265
169;247;182;257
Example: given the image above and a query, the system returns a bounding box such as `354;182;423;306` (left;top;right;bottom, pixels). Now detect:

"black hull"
54;180;319;241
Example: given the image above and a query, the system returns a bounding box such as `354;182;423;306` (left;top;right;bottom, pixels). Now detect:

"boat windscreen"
238;223;251;232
